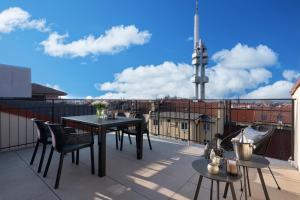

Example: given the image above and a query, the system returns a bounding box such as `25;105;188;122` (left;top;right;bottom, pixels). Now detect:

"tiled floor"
0;133;300;200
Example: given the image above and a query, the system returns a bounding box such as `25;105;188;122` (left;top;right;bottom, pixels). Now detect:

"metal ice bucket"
233;142;253;161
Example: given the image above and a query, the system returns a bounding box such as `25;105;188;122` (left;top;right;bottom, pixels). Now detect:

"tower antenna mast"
192;0;208;99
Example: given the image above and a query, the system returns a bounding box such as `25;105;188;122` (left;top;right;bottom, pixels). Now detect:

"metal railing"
0;98;294;160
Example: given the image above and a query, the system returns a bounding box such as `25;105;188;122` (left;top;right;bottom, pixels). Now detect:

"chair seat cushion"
65;133;93;145
122;129;137;135
107;127;118;132
63;143;91;153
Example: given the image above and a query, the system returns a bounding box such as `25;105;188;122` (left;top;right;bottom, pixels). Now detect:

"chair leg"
76;150;79;165
90;145;95;174
120;132;124;151
30;140;40;165
55;153;64;189
38;144;47;173
268;166;281;190
115;131;119;150
43;146;54;177
128;134;132;144
118;131;121;141
72;151;75;163
147;132;152;150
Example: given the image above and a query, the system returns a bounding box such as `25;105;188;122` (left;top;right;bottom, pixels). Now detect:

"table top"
224;151;270;169
192;158;242;183
61;115;142;128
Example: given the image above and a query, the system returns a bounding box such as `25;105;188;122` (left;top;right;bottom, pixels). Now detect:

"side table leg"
243;167;248;200
193;175;203;200
223;183;229;198
229;183;237;200
246;167;251;196
257;168;270;200
217;180;220;200
210;180;213;200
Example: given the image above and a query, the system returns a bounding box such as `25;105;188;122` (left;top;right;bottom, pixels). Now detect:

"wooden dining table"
61;115;143;177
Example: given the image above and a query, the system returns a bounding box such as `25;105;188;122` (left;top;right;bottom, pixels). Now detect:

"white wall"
0;64;31;97
0;111;36;150
292;88;300;172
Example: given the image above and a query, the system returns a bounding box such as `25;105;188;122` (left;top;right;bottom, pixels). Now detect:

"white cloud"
0;7;49;33
212;43;277;69
282;69;300;81
95;43;278;99
40;25;151;58
96;61;194;99
206;67;272;98
242;80;294;99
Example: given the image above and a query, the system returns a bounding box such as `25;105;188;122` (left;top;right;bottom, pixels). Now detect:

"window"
181;122;188;130
153;119;158;126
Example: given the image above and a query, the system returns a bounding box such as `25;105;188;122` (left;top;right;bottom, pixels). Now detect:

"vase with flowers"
92;100;109;118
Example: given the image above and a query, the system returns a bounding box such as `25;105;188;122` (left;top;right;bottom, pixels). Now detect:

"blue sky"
0;0;299;99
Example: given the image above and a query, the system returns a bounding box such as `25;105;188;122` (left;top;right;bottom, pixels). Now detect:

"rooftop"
32;83;67;96
1;133;299;200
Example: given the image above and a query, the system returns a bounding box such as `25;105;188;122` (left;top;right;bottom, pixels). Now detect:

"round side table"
192;158;242;200
224;151;271;200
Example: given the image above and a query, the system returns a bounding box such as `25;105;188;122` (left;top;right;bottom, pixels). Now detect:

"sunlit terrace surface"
1;133;300;200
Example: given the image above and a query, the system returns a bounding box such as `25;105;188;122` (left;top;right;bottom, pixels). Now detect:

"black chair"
43;123;95;189
220;125;281;190
120;113;152;151
30;119;79;172
108;112;132;150
30;119;52;173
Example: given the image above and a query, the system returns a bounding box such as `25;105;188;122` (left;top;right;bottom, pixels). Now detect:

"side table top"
224;151;270;169
192;158;242;183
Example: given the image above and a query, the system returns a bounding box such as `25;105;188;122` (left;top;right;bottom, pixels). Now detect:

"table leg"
257;168;270;200
217;180;220;200
223;182;229;198
246;167;251;196
136;122;143;160
243;166;248;200
98;126;106;177
193;175;203;200
229;182;237;200
210;180;213;200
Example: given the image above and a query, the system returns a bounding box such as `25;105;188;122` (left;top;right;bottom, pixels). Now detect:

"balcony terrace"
0;134;300;200
0;98;299;200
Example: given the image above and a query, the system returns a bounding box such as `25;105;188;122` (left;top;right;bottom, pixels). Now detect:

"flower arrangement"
92;100;109;118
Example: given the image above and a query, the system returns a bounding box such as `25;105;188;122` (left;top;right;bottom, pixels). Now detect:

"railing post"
51;99;54;123
188;99;191;142
157;100;160;135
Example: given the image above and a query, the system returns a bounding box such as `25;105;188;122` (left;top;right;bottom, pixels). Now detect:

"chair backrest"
32;119;51;143
252;125;275;155
220;124;275;156
135;113;148;131
47;123;65;152
117;112;126;117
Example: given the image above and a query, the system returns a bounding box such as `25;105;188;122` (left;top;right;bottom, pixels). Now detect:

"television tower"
192;0;208;99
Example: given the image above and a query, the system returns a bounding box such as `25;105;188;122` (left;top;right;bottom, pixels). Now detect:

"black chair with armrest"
220;125;280;190
107;112;132;149
43;123;95;189
30;119;81;172
120;113;152;151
